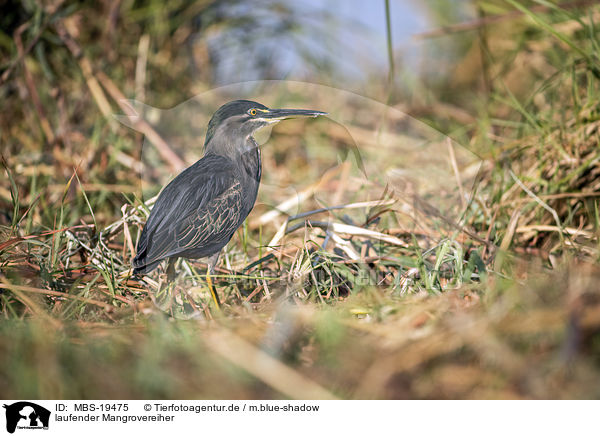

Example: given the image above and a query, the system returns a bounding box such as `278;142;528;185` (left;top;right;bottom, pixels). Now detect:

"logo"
2;402;50;434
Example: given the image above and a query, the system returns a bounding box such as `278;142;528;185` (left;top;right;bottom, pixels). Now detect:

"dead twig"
96;71;186;172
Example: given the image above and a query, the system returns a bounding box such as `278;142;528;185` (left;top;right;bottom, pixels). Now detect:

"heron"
133;99;326;308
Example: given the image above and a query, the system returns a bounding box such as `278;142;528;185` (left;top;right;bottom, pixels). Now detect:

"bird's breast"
239;148;261;215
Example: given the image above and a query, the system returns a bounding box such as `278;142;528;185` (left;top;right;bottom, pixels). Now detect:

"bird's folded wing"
175;180;242;250
135;155;241;267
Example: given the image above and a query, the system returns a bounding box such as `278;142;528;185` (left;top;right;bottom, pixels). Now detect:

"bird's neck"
240;137;262;183
204;135;261;183
204;127;258;155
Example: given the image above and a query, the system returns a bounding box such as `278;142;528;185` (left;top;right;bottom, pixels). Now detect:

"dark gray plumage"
133;99;326;280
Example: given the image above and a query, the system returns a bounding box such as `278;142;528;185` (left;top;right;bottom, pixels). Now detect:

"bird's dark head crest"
204;100;268;147
203;99;326;157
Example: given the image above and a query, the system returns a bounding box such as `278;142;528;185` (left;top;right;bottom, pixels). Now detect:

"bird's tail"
132;254;162;275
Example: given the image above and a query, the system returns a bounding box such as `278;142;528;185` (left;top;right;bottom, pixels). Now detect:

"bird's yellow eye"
249;108;257;116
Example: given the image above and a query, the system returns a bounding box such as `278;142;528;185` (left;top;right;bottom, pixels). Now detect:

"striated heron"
133;99;326;308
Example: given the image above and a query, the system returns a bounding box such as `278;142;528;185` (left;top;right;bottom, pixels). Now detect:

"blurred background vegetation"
1;0;600;399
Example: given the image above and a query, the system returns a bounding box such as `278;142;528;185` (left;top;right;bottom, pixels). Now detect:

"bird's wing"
134;154;242;270
174;180;243;252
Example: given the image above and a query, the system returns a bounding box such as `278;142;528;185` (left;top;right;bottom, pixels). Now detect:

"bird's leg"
166;257;177;282
206;252;221;309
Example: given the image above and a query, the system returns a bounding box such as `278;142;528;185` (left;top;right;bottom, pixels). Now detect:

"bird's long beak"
260;108;327;121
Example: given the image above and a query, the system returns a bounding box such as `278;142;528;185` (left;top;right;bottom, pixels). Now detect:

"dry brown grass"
1;0;600;399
